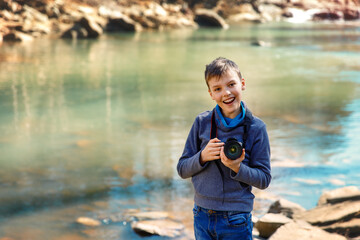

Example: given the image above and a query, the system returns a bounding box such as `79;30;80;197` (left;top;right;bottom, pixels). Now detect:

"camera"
224;138;244;160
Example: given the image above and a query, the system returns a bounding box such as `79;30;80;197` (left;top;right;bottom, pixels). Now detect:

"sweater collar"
215;101;246;129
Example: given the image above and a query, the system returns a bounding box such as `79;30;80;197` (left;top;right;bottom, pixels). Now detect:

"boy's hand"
200;138;224;165
220;147;245;173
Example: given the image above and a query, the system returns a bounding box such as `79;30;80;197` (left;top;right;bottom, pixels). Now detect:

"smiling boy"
177;57;271;240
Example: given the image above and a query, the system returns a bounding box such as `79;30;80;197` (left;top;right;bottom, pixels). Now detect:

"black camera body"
224;138;244;160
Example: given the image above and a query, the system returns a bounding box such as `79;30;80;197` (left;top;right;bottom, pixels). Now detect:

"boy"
177;57;271;240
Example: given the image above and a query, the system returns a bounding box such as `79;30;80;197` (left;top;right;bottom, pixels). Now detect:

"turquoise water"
0;22;359;239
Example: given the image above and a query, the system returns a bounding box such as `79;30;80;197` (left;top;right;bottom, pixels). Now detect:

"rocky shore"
1;0;359;43
71;186;360;239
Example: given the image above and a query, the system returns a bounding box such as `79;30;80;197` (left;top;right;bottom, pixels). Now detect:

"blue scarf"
216;102;246;129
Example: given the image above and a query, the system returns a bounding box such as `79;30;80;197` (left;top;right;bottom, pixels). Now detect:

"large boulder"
268;198;306;218
294;200;360;226
131;219;184;237
269;220;346;240
106;14;142;32
255;213;292;238
3;30;33;42
318;186;360;206
194;8;229;29
61;16;102;39
323;218;360;238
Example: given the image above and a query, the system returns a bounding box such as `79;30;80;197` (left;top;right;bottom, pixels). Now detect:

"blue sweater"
177;104;271;212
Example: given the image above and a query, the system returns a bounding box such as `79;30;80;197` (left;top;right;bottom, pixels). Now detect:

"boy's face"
208;69;245;119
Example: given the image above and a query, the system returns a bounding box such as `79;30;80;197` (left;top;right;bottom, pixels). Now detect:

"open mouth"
223;97;235;104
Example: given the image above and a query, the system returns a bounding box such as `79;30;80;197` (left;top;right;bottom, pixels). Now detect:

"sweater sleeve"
230;124;271;189
177;117;208;179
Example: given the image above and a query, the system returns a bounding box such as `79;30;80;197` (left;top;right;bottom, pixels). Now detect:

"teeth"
224;98;234;104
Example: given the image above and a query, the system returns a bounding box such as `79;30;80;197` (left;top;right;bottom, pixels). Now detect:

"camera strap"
211;110;225;203
210;108;251;204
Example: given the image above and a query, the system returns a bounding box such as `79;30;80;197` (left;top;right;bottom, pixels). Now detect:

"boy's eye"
214;88;220;91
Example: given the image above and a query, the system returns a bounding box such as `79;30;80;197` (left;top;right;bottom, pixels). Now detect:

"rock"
268;198;306;218
313;10;342;21
318;186;360;206
129;211;169;220
344;8;360;20
251;40;271;47
3;31;33;42
322;218;360;238
76;217;101;227
294;200;360;226
131;219;184;237
255;213;292;238
269;220;347;240
78;17;103;38
61;24;88;39
194;8;229;29
106;14;142;32
259;4;283;22
227;13;262;23
61;16;102;39
22;5;49;23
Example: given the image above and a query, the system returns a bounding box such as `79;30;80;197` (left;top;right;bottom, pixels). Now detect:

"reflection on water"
0;22;360;239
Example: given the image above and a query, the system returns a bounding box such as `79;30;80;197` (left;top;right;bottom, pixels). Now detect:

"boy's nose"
223;89;231;96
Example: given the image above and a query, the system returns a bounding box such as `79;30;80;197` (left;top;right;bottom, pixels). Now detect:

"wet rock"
194;8;229;29
77;16;103;38
322;218;360;238
61;16;102;39
22;5;49;23
255;213;292;238
344;8;360;20
269;220;347;240
228;13;262;23
294;200;360;226
251;40;271;47
76;217;101;227
106;14;142;32
318;186;360;206
129;211;170;220
131;219;184;237
268;198;306;218
313;11;342;21
3;30;33;42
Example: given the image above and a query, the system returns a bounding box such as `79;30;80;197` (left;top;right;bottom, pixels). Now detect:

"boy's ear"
208;88;215;100
241;78;246;91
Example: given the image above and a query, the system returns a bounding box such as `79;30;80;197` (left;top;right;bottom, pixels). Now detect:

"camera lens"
224;138;243;160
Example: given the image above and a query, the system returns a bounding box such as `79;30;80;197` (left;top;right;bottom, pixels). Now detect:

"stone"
194;8;229;29
77;17;103;38
344;8;360;20
227;13;262;23
294;200;360;226
131;219;184;237
76;217;101;227
129;211;169;220
313;11;342;21
269;220;347;240
255;213;292;238
268;198;306;218
3;31;33;42
106;14;142;32
322;218;360;238
318;186;360;206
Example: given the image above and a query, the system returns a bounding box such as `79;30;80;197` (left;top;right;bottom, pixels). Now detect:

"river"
0;22;359;239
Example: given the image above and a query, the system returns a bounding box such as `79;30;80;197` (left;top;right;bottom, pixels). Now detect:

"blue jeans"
193;204;253;240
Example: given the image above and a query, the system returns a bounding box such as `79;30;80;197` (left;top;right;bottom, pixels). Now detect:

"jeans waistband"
195;204;249;216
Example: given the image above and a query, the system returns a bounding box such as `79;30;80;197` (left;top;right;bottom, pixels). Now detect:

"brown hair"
204;57;243;88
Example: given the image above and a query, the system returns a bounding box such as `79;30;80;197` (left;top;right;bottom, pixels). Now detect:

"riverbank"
1;0;359;42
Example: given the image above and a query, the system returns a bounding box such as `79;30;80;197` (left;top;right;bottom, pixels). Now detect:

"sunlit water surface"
0;22;359;239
